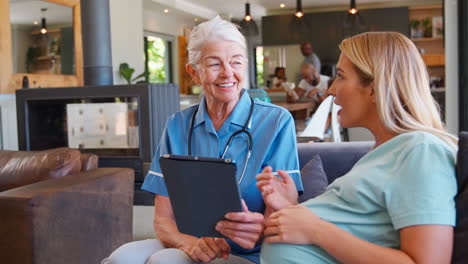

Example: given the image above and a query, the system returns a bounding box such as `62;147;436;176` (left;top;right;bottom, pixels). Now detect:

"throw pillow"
298;154;328;203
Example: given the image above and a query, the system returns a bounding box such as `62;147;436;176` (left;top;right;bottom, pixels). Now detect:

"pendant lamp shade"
348;0;358;14
295;0;304;18
40;8;47;34
343;0;367;35
40;18;47;34
244;2;252;21
239;2;259;36
289;0;309;33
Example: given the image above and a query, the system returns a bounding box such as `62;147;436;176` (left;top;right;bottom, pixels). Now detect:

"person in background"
300;41;321;74
102;15;303;264
286;63;330;109
270;67;287;89
257;31;457;263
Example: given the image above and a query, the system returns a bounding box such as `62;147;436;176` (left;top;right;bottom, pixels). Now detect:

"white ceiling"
9;0;439;27
9;0;72;26
151;0;439;21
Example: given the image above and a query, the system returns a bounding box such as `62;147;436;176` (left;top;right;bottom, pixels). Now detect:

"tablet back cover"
159;155;243;238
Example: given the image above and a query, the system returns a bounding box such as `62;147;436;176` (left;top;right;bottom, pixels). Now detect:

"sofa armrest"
0;168;134;264
0;147;82;192
80;153;99;171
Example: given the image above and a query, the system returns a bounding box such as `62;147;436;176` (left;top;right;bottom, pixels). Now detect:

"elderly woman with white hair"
102;16;303;264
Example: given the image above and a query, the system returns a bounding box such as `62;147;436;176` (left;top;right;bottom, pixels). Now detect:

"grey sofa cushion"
299;154;328;203
453;131;468;264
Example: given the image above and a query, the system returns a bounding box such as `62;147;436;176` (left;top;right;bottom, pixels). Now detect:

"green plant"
421;18;432;37
49;38;60;56
25;46;41;73
119;63;148;84
421;18;430;27
410;19;420;29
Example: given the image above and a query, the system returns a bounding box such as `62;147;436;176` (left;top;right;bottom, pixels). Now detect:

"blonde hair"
339;32;457;149
187;16;246;66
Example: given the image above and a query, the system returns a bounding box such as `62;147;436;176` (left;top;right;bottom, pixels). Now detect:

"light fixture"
295;0;303;18
343;0;367;35
163;9;169;13
289;0;309;33
40;8;47;34
280;3;286;8
243;2;252;21
348;0;358;14
239;2;259;36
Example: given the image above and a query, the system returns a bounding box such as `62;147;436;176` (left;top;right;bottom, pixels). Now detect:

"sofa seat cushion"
299;154;328;203
0;147;82;192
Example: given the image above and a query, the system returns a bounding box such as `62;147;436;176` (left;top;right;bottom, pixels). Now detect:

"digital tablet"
159;154;243;238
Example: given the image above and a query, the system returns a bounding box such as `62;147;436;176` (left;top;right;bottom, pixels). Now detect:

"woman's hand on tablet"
183;237;230;262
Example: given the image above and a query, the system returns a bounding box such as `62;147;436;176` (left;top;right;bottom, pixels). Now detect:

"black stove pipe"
80;0;113;85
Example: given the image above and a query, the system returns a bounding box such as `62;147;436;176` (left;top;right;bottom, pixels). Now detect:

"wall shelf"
431;87;445;93
409;5;442;11
35;55;60;61
411;37;443;42
30;28;60;35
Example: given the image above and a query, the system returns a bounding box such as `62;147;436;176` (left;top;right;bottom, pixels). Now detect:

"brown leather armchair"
0;147;134;264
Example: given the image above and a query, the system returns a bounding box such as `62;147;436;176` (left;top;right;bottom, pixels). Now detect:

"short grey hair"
187;15;246;66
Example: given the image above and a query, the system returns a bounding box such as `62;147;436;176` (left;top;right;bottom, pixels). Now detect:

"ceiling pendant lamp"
40;8;48;34
295;0;304;18
239;2;259;36
244;2;252;21
348;0;358;15
343;0;367;35
289;0;309;34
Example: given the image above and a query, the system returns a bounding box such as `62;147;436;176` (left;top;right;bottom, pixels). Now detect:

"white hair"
187;16;246;65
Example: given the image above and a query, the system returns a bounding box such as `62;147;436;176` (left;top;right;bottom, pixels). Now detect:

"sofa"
0;147;135;264
297;141;373;184
296;132;468;264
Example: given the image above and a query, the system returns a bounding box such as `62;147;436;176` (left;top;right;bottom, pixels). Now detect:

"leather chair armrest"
80;153;99;171
0;168;134;264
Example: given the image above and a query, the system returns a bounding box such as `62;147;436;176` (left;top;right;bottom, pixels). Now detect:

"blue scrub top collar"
192;89;253;130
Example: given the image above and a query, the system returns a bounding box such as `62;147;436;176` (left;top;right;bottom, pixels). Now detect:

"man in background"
286;63;330;109
300;42;321;74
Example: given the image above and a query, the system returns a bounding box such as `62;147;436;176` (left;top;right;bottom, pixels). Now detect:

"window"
144;32;174;83
255;46;264;88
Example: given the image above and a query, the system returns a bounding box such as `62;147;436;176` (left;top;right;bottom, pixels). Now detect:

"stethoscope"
188;97;255;185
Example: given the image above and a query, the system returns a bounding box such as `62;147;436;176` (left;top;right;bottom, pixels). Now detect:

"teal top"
261;131;457;264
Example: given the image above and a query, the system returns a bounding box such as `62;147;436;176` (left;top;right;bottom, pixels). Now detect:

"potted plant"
119;63;148;84
421;18;432;38
25;46;41;73
410;19;422;38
